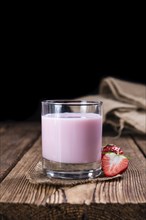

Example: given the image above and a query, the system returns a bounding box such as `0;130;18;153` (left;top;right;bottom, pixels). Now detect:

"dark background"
1;3;145;122
1;59;144;122
2;20;145;122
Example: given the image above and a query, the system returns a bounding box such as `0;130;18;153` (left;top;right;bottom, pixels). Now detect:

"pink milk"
42;113;102;163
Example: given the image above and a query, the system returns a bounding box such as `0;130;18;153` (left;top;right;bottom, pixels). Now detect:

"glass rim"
41;99;103;106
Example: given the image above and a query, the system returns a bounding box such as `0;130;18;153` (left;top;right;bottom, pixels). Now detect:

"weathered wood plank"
0;137;56;205
131;135;146;157
49;135;146;205
0;133;146;219
0;123;9;135
0;204;146;220
0;122;40;182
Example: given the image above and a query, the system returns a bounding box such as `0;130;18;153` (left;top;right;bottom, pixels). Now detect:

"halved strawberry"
102;152;129;177
102;144;123;158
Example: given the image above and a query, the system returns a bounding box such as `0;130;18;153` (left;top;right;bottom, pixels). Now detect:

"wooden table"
0;122;146;220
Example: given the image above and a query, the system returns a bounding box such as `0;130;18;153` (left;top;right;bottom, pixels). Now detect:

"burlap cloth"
26;161;122;186
78;77;146;135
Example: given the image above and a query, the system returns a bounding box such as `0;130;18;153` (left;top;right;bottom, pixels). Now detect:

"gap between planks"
0;123;41;182
0;134;145;207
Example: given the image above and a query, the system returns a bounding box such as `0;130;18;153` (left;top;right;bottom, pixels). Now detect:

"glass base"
42;158;102;179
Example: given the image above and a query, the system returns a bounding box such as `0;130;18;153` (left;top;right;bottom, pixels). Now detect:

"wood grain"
48;135;146;204
0;137;55;204
131;134;146;157
0;128;146;219
1;204;145;220
0;122;40;182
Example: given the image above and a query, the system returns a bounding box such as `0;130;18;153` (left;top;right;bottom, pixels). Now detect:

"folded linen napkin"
77;77;146;134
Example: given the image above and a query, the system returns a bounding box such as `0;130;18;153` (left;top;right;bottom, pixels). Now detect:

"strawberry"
102;152;129;177
102;144;123;157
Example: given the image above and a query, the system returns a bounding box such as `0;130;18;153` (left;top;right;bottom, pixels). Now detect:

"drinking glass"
41;100;103;179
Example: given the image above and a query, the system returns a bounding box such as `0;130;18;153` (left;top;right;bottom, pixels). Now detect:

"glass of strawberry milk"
41;100;103;179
